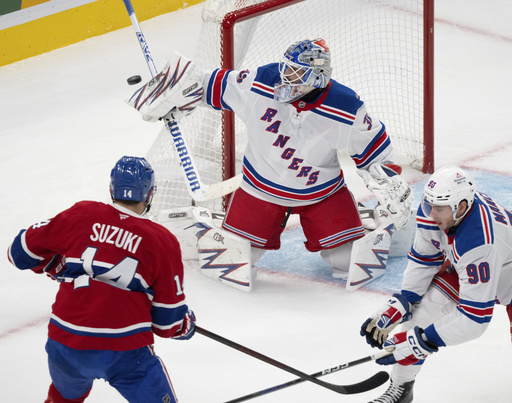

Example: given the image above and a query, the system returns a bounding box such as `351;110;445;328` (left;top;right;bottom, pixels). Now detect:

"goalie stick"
196;326;389;396
121;0;243;201
225;349;392;402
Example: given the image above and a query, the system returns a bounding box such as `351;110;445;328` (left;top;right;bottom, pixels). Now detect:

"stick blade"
337;371;389;394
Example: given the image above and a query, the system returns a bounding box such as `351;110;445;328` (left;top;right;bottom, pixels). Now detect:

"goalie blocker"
155;207;252;292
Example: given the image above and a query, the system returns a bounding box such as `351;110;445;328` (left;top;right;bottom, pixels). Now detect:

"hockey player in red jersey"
7;156;195;403
361;165;512;402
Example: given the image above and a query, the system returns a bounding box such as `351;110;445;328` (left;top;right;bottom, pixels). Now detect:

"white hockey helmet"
421;165;476;222
274;38;332;103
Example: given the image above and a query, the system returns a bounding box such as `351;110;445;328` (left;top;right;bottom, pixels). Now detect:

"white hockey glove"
126;52;203;123
358;163;413;230
360;293;412;348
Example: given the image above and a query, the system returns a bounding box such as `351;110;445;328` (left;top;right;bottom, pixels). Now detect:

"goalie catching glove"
361;293;412;348
126;52;204;123
358;163;413;230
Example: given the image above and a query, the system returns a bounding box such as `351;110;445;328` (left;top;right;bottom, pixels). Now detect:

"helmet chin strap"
142;188;155;216
452;200;471;226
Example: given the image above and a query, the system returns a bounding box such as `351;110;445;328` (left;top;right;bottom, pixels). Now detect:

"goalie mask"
274;38;332;103
421;165;476;223
110;156;156;212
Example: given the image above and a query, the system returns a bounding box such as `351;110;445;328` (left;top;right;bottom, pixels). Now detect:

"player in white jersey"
130;38;412;278
360;165;512;403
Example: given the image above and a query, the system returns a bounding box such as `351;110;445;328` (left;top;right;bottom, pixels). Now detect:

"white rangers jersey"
402;191;512;347
201;63;393;207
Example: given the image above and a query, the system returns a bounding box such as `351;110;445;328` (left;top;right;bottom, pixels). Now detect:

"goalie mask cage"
146;0;434;215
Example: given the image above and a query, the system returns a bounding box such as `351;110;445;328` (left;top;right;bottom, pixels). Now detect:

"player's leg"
44;383;92;403
222;188;289;252
44;339;93;402
369;286;457;403
108;345;178;403
297;186;365;277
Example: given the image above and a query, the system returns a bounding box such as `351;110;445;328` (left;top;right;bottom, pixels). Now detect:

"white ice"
1;1;512;402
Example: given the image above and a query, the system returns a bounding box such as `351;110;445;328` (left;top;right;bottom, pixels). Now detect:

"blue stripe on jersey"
417;223;440;231
310;107;354;125
423;323;446;347
151;302;188;329
243;157;342;196
251;86;274;99
457;298;495;324
8;229;43;269
351;125;390;169
452;193;493;257
401;290;422;303
407;246;444;266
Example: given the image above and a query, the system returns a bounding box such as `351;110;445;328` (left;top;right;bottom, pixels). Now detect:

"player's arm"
7;222;65;279
348;104;413;230
361;206;445;348
374;246;501;367
201;65;258;119
150;230;196;340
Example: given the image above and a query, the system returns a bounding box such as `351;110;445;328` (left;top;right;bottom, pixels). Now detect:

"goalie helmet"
110;156;156;205
421;165;476;221
274;38;333;103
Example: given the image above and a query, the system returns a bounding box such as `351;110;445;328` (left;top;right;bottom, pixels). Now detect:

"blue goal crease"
256;169;512;294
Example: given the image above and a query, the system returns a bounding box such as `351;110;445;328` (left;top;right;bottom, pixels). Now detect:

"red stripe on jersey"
352;131;389;166
211;69;229;109
317;104;355;121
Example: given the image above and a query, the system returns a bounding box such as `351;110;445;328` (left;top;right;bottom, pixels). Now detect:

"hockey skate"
369;380;414;403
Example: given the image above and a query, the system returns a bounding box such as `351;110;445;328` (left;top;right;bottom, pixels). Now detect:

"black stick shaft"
196;325;389;398
224;355;378;403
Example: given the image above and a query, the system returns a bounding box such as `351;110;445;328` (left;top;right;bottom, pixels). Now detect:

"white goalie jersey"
402;191;512;347
200;63;394;207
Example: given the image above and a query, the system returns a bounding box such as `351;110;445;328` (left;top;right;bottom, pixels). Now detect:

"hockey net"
146;0;434;216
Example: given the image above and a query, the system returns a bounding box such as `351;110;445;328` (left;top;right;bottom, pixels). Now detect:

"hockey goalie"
127;41;415;291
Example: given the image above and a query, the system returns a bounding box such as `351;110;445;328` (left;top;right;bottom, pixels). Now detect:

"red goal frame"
219;0;435;185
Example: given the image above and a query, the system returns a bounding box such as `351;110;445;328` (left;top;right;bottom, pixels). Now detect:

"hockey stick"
224;349;392;402
121;0;243;201
195;326;389;396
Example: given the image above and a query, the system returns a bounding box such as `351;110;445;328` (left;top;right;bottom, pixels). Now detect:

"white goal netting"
147;0;430;216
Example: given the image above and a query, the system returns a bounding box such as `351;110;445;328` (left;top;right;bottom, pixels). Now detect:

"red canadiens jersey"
7;201;189;351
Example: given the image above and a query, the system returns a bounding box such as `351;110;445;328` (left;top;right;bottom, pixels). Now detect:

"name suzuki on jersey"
90;223;143;254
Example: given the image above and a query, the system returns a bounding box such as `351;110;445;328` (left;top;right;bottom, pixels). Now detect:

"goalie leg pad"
156;207;252;291
191;208;252;292
346;206;395;292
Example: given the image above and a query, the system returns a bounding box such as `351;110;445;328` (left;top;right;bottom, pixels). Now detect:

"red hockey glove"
172;310;196;340
31;254;66;280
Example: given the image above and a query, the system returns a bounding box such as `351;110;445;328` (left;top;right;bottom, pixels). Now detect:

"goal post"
146;0;434;215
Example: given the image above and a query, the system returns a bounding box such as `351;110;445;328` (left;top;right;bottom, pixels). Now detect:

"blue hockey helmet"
274;38;332;103
110;156;156;204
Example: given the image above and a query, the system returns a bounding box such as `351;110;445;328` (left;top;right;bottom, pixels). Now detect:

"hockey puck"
127;75;142;85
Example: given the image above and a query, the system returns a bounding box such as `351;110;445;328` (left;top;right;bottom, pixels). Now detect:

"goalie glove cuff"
358;163;413;230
